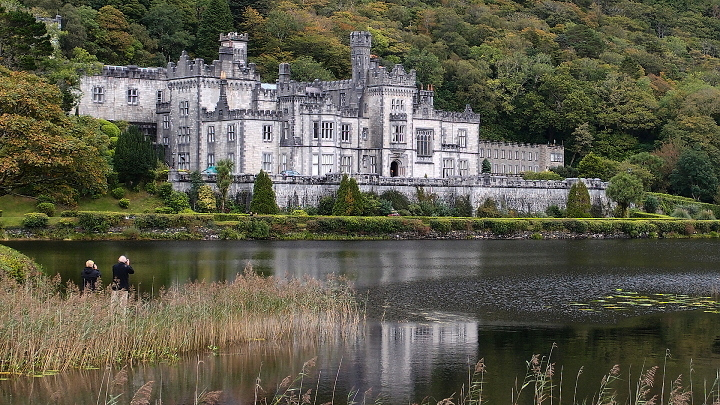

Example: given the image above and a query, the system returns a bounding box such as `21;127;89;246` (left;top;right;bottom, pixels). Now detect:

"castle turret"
219;32;249;65
350;31;371;85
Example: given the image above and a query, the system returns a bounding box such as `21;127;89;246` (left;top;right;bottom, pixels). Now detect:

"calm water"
2;239;720;404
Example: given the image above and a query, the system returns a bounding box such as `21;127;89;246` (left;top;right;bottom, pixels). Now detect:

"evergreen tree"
333;174;364;216
194;0;234;61
481;159;492;173
114;125;157;188
188;170;203;210
215;159;234;211
0;7;52;71
566;181;591;218
249;170;278;214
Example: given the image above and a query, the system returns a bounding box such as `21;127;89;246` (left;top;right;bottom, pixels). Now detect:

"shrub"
476;198;501;218
317;195;336;215
118;198;130;209
0;245;44;283
523;171;563;181
157;182;174;200
111;187;126;199
22;213;49;228
429;219;452;233
380;190;410;211
77;212;123;233
155;207;175;214
60;210;78;217
643;194;660;214
246;219;271;239
292;209;309;216
671;208;692;219
145;181;157;195
697;210;716;220
545;205;563;218
35;202;56;217
166;191;191;213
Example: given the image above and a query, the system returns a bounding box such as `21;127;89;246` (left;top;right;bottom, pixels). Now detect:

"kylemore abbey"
78;31;565;180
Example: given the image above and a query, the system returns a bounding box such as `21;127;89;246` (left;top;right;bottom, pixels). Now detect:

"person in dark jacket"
81;259;101;291
111;255;134;291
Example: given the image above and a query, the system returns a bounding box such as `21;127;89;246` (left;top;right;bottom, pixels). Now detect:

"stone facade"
77;31;564;178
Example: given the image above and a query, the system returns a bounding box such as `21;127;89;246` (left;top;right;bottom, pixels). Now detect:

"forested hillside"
3;0;720;203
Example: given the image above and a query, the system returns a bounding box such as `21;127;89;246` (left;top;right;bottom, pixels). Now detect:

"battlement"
367;64;417;87
102;65;165;80
220;32;248;42
202;108;280;121
350;31;372;48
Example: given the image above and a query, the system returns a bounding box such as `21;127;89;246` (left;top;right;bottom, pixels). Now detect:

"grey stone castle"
78;31;564;178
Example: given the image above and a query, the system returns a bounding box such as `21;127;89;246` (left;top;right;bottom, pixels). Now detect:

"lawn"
0;190;164;221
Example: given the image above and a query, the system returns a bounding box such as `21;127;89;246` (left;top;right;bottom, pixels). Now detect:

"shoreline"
3;212;720;241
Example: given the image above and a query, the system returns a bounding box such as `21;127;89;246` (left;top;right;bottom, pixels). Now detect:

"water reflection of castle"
78;31;563;178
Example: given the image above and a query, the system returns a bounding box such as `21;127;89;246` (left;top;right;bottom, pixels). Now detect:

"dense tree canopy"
0;67;110;203
8;0;720;207
114;125;157;188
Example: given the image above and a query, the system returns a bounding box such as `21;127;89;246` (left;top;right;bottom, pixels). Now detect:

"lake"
2;239;720;404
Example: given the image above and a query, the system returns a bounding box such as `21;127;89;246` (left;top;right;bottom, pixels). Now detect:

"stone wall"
170;171;611;215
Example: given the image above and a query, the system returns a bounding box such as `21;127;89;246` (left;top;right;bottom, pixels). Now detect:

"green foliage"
156;181;173;199
165;191;191;213
316;195;335;215
111;187;126;199
577;153;620;181
22;213;49;228
0;245;44;283
380;190;410;211
550;166;579;179
77;212;123;232
523;171;563;181
215;159;234;212
545;205;564;218
481;159;492;174
194;0;234;61
0;7;53;71
134;214;172;229
452;195;473;217
114;126;157;189
566;181;591;218
196;184;217;213
643;194;660;214
35;202;56;217
250;171;279;214
118;198;130;209
476;198;501;218
333;174;364;216
0;68;110;204
670;148;719;203
607;172;645;218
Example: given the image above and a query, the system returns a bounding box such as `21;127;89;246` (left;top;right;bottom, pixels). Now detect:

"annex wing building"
78;31;564;178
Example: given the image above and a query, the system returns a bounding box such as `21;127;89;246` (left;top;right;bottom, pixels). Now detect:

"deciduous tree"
0;68;110;203
606;172;645;217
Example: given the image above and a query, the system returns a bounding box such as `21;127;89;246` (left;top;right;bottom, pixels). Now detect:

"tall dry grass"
0;263;361;374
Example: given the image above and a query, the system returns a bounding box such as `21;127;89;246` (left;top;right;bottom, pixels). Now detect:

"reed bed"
0;264;361;375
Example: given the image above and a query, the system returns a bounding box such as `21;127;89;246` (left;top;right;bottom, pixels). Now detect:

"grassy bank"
4;211;720;240
0;247;361;375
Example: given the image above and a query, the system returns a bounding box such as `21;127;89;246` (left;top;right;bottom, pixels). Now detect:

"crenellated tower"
350;31;372;85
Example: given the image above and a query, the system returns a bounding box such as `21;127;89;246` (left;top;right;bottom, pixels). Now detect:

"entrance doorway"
390;160;400;177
